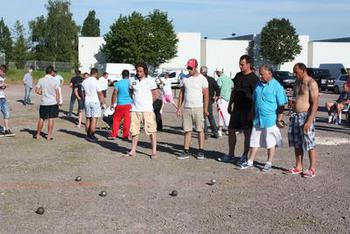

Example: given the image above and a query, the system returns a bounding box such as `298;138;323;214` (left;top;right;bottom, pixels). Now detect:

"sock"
266;161;272;166
247;160;253;166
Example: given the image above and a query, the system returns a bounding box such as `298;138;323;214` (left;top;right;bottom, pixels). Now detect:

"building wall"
309;42;350;68
159;32;201;71
78;37;106;73
201;39;250;78
280;35;309;72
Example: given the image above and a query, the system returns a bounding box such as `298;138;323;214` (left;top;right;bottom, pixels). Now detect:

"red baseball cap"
186;58;198;69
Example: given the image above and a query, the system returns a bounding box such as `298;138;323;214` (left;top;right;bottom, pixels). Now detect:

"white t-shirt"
54;75;64;86
131;77;157;112
82;77;103;103
0;77;6;98
182;74;208;108
98;76;109;91
36;75;60;106
161;78;172;95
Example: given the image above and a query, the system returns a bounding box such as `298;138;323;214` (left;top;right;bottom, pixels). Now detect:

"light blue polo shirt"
253;78;287;128
114;79;132;105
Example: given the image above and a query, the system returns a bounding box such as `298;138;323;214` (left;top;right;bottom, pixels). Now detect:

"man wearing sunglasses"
176;59;209;160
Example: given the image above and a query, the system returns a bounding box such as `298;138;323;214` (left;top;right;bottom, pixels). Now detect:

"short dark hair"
75;69;81;75
0;64;7;73
46;65;54;74
122;69;130;78
103;72;108;76
240;55;254;69
135;62;148;77
294;62;307;71
90;68;98;76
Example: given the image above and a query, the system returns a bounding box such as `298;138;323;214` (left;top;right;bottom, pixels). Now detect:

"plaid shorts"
288;112;316;151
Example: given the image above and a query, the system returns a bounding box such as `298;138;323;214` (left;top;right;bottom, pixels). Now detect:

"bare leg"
77;111;83;127
85;118;91;135
129;134;139;155
267;146;276;163
36;119;44;138
294;147;304;169
198;130;205;149
248;147;259;162
150;133;157;156
308;149;317;170
47;118;54;139
243;129;252;156
184;131;191;150
4;119;9;130
228;129;236;156
90;117;97;135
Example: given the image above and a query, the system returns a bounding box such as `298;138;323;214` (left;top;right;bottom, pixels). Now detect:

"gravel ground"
0;85;349;233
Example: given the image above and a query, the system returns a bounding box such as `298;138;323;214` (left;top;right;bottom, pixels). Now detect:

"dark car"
306;68;334;91
272;71;296;88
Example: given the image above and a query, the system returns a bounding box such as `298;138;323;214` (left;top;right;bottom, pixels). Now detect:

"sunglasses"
187;67;193;71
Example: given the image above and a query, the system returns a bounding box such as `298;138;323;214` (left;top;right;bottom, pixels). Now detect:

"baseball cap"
215;67;224;72
186;58;198;69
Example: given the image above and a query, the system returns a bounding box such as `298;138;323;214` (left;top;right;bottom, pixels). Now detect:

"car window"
340;75;347;81
169;72;176;78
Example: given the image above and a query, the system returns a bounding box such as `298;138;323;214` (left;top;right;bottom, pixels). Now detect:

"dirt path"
0;85;349;233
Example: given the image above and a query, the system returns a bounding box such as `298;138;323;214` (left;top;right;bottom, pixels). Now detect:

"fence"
25;60;73;72
0;53;5;65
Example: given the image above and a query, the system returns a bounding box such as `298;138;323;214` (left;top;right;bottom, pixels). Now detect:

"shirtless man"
286;63;319;178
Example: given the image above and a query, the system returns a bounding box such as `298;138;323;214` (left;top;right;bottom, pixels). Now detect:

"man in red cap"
176;58;209;160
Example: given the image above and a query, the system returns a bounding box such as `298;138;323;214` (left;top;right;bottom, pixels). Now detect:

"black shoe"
86;135;98;142
196;149;205;160
4;129;15;137
177;150;190;160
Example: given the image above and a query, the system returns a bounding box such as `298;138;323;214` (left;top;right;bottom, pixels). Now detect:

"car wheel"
334;86;339;94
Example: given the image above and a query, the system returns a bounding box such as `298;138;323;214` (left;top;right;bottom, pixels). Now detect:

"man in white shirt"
99;72;109;98
126;62;159;159
34;65;60;140
0;64;15;137
23;67;34;105
52;70;64;105
176;58;209;160
82;68;105;141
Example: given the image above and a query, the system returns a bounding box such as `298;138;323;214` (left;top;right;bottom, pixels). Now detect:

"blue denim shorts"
0;98;10;119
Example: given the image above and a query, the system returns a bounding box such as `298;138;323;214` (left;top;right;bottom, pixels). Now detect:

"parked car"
272;71;296;88
156;70;186;89
104;63;136;85
333;74;349;94
319;63;347;79
306;68;334;91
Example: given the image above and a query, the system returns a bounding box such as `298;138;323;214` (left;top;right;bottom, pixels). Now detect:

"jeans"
204;102;218;135
68;92;76;116
153;99;163;131
0;98;10;119
24;85;32;104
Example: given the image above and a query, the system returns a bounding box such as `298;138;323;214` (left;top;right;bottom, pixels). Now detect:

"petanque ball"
75;176;82;182
36;207;45;215
99;191;107;197
170;190;178;197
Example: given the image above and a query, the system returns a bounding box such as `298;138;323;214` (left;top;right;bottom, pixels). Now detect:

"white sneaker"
328;115;333;123
218;130;222;137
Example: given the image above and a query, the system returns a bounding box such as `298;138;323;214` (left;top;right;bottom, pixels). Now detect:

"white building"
78;33;350;77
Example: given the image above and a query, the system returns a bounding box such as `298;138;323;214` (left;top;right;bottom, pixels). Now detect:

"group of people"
0;55;324;178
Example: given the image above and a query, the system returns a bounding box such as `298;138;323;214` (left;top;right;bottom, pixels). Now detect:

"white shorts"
250;125;283;149
85;101;101;118
217;99;230;128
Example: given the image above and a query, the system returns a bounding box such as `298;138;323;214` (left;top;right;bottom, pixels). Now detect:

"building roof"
222;34;255;41
314;37;350;42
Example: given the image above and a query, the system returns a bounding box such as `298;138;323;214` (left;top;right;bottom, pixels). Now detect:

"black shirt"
204;74;220;104
70;76;82;91
231;72;259;111
73;76;84;98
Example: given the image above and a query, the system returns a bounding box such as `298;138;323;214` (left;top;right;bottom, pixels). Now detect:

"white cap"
215;67;224;72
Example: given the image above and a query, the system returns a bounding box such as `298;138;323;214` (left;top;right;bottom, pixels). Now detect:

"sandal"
151;154;158;159
123;152;134;158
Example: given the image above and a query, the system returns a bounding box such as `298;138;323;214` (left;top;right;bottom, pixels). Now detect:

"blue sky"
1;0;349;40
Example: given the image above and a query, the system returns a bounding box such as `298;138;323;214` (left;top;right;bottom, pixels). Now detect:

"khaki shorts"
183;107;204;132
130;112;157;136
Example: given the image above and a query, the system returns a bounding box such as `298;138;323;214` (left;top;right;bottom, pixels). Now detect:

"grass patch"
4;69;73;84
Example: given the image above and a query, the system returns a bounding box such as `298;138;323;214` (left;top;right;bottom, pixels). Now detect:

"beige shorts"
130;112;157;136
183;107;204;132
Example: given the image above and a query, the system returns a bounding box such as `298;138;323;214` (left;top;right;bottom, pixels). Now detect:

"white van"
105;63;136;85
319;63;347;80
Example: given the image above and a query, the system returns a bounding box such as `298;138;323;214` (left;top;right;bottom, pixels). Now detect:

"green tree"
29;0;79;65
260;18;301;67
102;10;177;67
0;18;13;63
81;10;100;37
12;20;29;69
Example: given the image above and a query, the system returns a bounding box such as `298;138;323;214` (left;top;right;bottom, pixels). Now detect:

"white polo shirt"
98;76;109;91
182;74;208;108
82;77;103;103
131;77;157;112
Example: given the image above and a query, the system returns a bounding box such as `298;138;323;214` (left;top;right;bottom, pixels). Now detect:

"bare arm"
304;79;319;132
176;87;185;117
74;87;80;100
56;88;60;104
98;91;105;105
35;86;42;95
111;89;117;107
203;87;209;116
